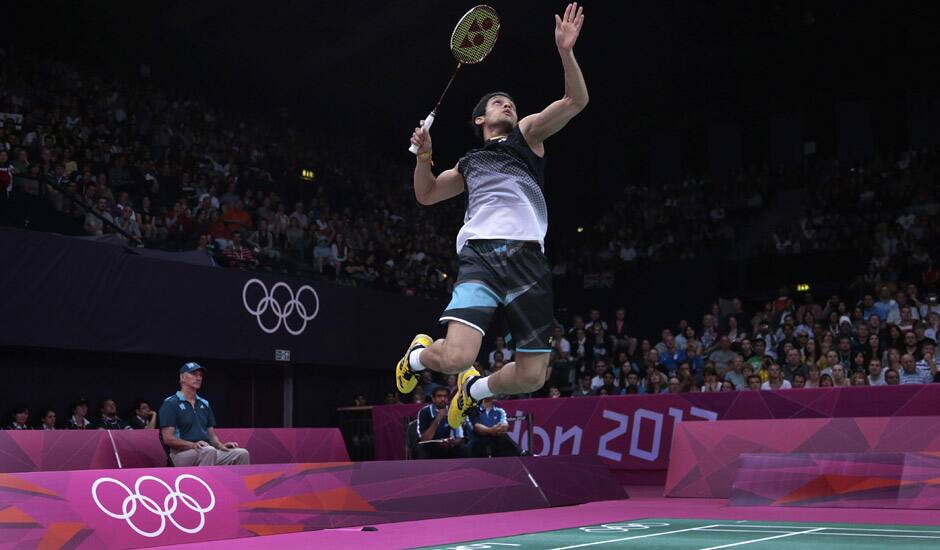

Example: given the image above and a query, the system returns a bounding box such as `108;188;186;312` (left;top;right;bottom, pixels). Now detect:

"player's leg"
416;320;484;374
396;244;497;393
459;241;554;403
480;352;551;394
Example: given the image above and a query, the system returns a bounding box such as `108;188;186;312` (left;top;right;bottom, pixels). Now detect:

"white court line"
708;524;940;534
548;524;720;550
699;529;940;539
696;527;825;550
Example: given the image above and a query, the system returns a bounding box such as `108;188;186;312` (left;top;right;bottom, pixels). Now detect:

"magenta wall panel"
373;386;940;475
0;455;623;549
730;452;940;509
665;416;940;498
0;428;349;473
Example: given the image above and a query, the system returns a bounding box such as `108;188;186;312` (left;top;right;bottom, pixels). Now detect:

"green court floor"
418;518;940;550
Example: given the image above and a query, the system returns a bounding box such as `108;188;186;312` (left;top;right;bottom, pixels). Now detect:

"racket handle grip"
408;112;436;155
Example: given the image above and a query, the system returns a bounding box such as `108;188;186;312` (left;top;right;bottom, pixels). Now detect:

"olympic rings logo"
242;278;320;335
91;474;216;538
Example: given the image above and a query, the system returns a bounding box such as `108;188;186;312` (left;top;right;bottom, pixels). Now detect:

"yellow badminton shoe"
448;366;480;429
396;334;433;394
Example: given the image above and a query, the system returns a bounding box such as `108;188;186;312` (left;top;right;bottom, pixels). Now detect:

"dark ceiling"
6;1;940;194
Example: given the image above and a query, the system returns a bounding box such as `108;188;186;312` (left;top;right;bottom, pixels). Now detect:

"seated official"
6;404;32;430
129;399;158;429
159;362;250;466
469;397;521;458
92;398;133;430
414;386;470;459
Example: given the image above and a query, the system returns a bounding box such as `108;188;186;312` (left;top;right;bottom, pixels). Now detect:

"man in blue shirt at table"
415;386;470;459
469;397;521;458
159;362;250;466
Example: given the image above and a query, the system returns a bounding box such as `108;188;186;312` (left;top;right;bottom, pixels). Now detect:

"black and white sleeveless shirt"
456;125;547;253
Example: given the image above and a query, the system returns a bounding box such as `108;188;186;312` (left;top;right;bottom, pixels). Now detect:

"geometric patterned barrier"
665;416;940;498
374;385;940;475
0;455;624;549
0;428;349;473
730;452;940;509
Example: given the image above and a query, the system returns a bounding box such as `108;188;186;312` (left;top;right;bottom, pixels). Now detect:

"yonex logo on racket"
242;278;320;335
91;474;216;538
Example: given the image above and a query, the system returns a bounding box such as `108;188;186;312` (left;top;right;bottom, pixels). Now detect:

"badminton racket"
408;5;500;154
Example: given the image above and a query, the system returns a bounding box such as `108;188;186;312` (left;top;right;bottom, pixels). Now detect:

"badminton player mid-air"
397;3;588;428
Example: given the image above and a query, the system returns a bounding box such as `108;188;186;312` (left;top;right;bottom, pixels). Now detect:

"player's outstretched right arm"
411;120;465;206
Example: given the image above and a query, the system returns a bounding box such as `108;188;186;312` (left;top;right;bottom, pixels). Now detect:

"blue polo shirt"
417;404;465;440
472;404;508;428
158;391;216;443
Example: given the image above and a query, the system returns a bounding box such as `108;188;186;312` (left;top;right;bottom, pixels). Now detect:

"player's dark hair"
470;91;515;139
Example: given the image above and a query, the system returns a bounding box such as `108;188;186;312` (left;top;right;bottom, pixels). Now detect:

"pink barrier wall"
665;416;940;498
373;385;940;474
730;452;940;509
0;456;623;549
0;428;349;472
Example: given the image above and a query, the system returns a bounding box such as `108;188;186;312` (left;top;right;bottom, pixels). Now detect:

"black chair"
158;430;173;467
404;418;419;459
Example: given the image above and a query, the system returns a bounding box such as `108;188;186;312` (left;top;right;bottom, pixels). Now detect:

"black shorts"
440;239;554;353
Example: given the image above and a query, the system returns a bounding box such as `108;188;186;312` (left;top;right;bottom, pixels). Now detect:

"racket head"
450;5;500;65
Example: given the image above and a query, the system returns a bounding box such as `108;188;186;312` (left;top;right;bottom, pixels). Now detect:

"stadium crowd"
4;52;940;414
402;279;940;404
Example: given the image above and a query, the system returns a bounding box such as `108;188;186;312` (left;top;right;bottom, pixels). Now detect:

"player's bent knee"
441;348;476;373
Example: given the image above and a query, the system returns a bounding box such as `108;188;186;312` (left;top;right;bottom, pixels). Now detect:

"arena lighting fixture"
576;226;584;233
797;283;811;292
300;169;315;181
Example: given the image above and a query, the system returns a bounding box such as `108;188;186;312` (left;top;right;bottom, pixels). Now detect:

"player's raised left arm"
519;3;588;147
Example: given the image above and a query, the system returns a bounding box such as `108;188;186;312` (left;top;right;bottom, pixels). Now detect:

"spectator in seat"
469;397;521;458
646;370;667;394
571;374;593;397
489;336;512;367
597;371;621;395
899;353;931;385
761;364;792;390
6;404;31;430
38;408;57;430
667;376;682;393
721;380;736;392
792;373;807;388
746;374;762;391
701;367;721;392
782;348;807;381
830;364;850;387
129;400;157;429
93;398;132;430
819;374;834;387
84;197;114;235
884;368;900;385
590;358;610;390
709;335;737;375
850;372;868;386
223;230;257;269
415;387;469;459
159;362;250;466
67;398;92;429
724;354;747;390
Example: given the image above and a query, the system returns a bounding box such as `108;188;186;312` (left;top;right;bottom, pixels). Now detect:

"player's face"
481;96;517;133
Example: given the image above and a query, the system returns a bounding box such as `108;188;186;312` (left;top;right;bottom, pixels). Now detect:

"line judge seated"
159;362;250;466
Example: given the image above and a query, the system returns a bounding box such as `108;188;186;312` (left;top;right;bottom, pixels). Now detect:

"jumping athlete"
397;3;588;428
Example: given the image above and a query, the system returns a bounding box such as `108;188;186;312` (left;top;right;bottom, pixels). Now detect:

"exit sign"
275;349;291;362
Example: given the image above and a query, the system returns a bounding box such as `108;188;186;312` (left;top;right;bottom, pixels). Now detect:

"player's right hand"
410;120;432;155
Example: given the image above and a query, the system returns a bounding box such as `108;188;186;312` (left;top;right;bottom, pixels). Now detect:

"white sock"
468;375;494;400
409;348;426;371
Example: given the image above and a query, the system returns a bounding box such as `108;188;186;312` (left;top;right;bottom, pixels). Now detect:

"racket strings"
450;5;500;64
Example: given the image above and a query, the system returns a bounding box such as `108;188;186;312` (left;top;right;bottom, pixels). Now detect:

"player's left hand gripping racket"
409;5;500;154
